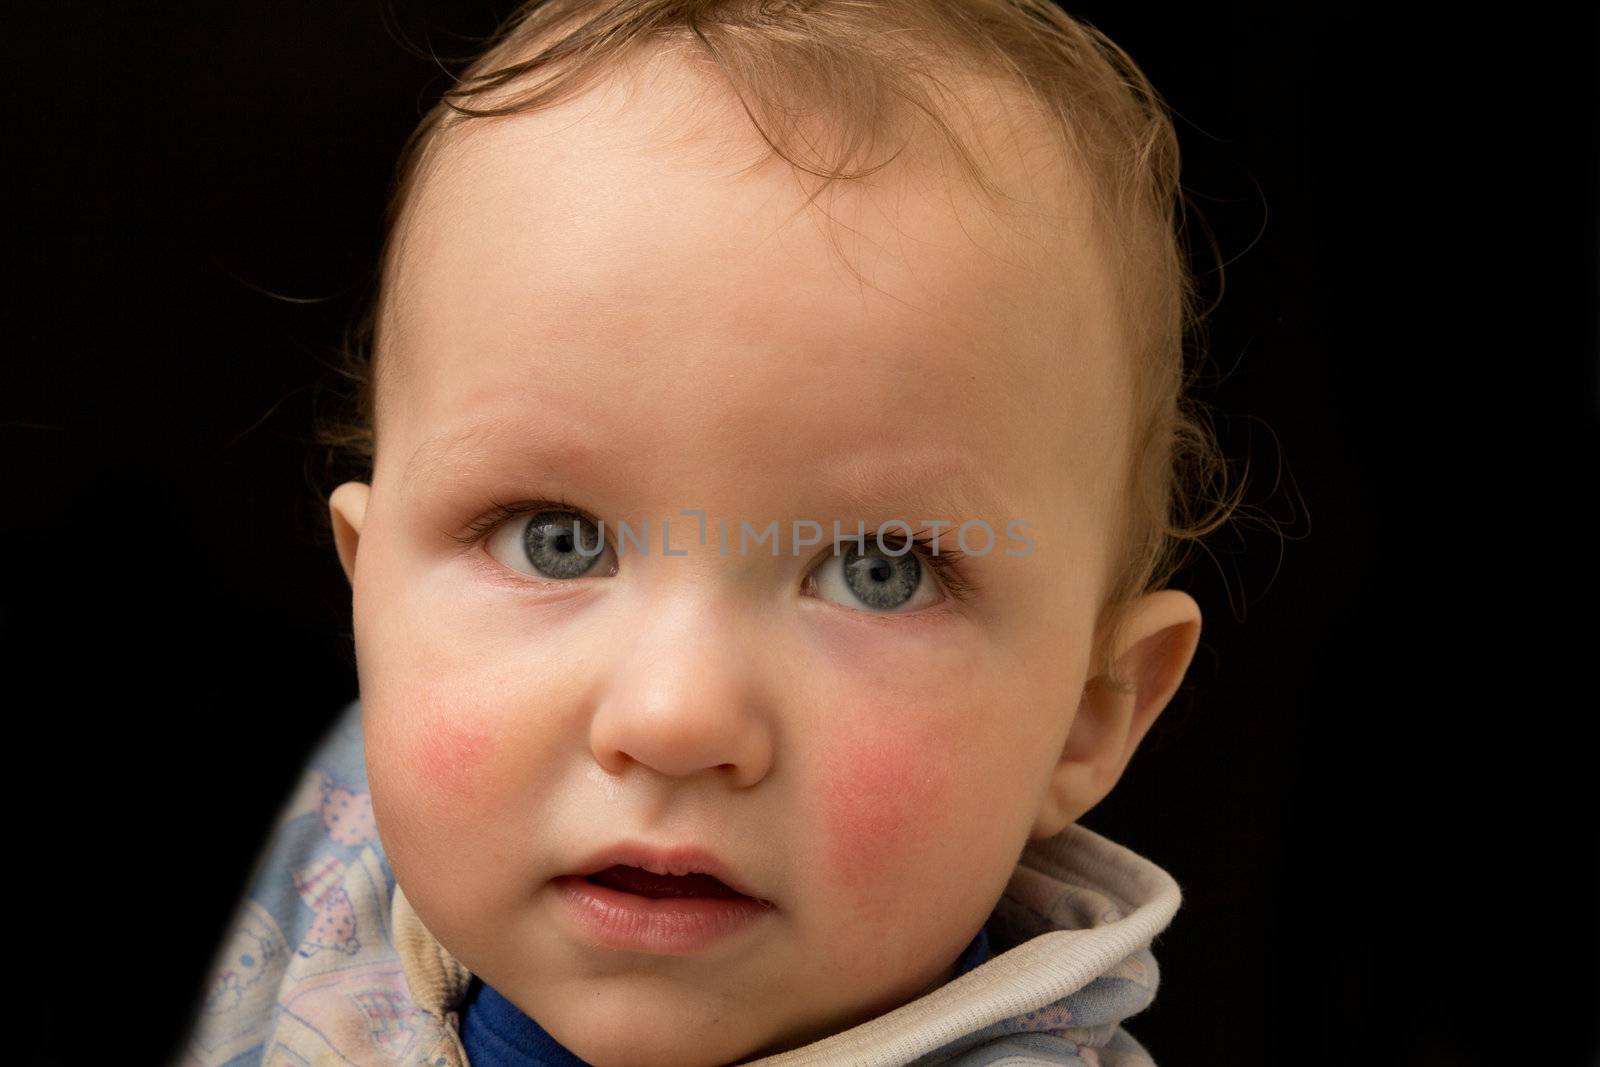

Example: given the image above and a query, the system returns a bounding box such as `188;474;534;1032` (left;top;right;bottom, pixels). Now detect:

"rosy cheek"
818;710;952;896
411;716;495;809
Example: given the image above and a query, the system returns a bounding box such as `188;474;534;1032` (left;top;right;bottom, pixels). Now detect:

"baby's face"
331;60;1134;1067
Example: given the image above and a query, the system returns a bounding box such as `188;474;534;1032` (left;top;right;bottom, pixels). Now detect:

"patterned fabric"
177;699;1180;1066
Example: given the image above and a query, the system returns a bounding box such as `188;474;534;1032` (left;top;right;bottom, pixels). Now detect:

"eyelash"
451;496;979;603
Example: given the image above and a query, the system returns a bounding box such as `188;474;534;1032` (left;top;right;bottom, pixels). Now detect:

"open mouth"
555;860;774;953
583;864;752;900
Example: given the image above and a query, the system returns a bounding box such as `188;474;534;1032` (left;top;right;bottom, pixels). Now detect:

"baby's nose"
585;591;776;788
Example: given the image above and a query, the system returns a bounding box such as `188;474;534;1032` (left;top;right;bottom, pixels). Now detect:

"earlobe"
327;482;372;587
1030;589;1203;840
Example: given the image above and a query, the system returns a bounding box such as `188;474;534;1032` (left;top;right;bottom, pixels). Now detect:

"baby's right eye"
484;507;619;582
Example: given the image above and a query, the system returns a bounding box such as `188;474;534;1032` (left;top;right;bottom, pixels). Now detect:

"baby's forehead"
396;47;1106;324
379;53;1129;509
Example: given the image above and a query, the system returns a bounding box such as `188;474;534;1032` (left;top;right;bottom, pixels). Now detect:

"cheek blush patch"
413;716;494;805
817;708;952;895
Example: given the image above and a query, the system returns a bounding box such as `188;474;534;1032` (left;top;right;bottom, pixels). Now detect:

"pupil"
524;509;603;579
841;542;920;611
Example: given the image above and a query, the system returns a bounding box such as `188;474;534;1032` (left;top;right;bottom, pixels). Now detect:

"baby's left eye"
804;540;944;614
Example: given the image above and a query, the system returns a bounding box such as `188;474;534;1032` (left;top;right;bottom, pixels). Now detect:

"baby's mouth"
584;864;752;901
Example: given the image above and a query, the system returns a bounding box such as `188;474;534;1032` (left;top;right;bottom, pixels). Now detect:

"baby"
181;1;1236;1064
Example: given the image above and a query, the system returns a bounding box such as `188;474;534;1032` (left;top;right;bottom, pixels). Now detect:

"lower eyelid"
472;528;619;586
801;592;966;630
466;549;617;597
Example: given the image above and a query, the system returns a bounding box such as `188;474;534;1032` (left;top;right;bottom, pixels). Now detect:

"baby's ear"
327;482;372;587
1030;589;1202;840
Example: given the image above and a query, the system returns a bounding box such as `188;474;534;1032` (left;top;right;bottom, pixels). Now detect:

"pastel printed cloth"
177;698;1181;1066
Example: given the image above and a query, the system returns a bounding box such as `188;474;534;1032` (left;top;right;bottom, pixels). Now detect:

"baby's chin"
525;973;865;1067
515;976;773;1067
558;1025;776;1067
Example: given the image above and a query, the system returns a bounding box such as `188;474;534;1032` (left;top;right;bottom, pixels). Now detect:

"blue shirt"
459;924;995;1066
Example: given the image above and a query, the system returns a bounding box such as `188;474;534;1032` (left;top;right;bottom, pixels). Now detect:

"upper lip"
565;840;772;905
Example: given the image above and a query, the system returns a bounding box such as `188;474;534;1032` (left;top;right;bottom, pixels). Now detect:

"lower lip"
551;875;775;954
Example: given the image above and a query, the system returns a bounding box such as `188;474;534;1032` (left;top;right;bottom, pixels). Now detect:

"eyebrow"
401;413;1013;523
402;413;580;502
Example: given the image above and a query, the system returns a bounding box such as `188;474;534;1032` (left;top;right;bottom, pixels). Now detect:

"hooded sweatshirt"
177;699;1182;1067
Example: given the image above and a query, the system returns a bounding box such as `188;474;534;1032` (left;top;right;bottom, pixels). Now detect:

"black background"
5;3;1596;1065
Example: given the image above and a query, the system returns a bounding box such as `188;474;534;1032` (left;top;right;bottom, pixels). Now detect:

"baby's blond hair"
314;0;1244;693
